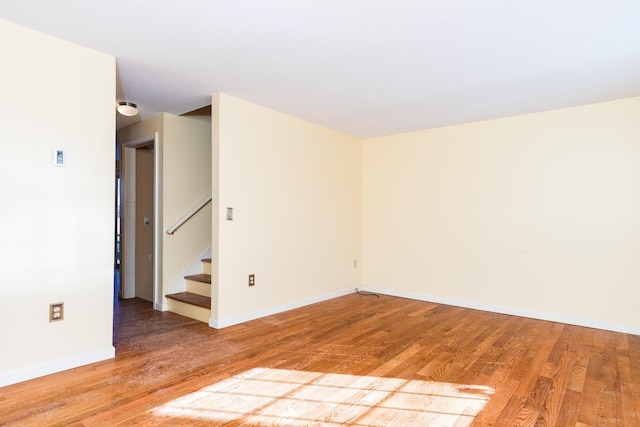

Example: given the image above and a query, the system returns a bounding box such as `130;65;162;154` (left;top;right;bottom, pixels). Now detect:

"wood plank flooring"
1;295;638;426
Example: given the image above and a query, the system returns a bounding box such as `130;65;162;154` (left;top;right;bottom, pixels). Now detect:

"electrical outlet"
50;303;64;322
248;274;255;287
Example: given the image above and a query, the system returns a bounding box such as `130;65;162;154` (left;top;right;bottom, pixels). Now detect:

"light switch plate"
52;148;66;167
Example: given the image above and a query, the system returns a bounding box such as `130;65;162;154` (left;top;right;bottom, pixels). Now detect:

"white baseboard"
0;346;115;387
209;287;354;329
362;286;640;336
155;302;168;311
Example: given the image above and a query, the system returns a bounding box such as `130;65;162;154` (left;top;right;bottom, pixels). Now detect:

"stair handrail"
166;195;212;235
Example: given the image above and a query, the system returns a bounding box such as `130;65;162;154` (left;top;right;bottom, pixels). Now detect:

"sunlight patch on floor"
151;368;494;426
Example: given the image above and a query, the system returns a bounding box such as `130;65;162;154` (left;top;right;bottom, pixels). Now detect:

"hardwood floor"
1;295;638;426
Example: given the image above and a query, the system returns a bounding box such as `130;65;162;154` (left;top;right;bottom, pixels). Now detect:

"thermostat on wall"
52;148;66;167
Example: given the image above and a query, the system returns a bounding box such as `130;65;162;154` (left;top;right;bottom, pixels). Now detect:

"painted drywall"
0;19;115;385
363;97;640;333
135;147;155;301
161;114;212;302
118;113;212;307
214;93;362;323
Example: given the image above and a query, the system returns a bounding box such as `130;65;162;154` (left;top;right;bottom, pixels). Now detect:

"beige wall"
119;113;212;306
213;93;362;324
135;147;155;301
0;19;115;385
363;97;640;333
161;114;212;300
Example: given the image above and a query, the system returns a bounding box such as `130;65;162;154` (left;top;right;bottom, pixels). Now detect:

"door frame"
120;133;163;309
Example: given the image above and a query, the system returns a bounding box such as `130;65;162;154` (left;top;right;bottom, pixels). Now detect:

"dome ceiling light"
116;101;138;116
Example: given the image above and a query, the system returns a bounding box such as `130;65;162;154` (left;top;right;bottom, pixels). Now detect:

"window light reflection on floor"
152;368;494;426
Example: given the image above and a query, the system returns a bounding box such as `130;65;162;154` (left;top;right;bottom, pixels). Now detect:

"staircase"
166;258;212;323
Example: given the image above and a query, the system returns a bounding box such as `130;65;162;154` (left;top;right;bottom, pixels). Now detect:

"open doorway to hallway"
132;143;154;302
118;133;161;308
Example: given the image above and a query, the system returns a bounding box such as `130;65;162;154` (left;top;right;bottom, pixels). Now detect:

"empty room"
1;1;639;426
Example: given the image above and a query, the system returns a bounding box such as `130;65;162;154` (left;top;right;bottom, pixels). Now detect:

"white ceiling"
2;1;640;138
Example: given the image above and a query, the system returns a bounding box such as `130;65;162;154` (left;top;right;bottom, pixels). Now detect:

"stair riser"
202;261;211;275
186;280;211;297
167;299;211;323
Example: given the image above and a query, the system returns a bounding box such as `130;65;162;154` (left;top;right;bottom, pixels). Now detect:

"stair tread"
184;273;211;284
201;258;212;263
166;292;211;309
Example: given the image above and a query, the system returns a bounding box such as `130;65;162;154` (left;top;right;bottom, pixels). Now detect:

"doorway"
120;133;162;309
134;144;154;301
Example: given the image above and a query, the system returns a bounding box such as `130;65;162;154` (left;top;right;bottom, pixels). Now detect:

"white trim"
209;288;354;329
152;132;163;309
155;302;168;311
361;286;640;336
0;347;115;387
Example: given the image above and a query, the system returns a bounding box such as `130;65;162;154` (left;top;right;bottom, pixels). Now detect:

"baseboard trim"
155;302;168;311
0;346;115;387
362;286;640;336
209;288;354;329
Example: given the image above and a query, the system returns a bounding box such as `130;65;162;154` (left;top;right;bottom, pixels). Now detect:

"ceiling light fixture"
117;101;138;116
